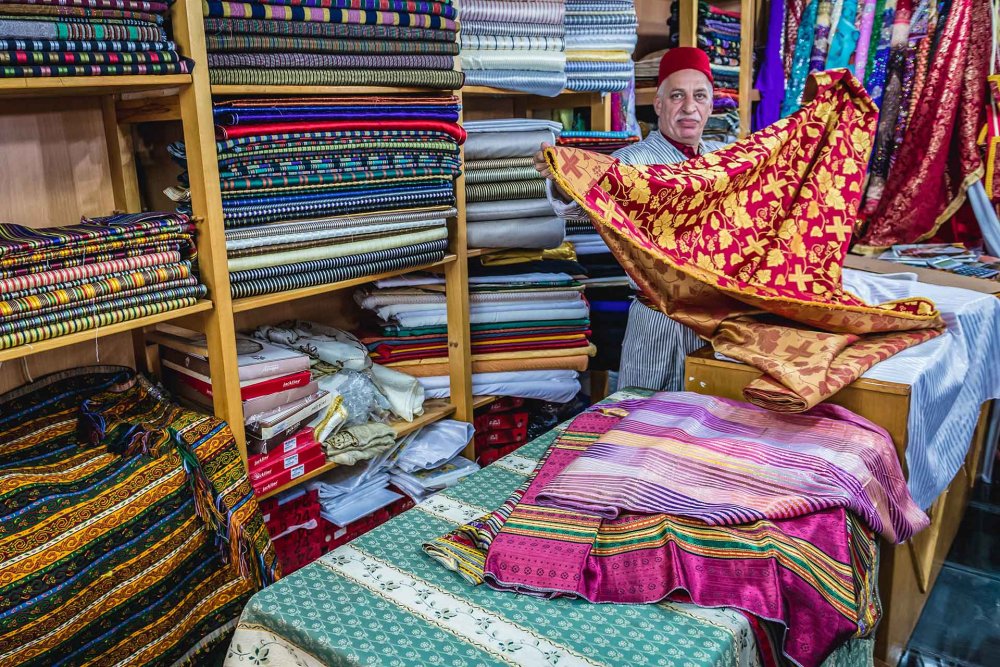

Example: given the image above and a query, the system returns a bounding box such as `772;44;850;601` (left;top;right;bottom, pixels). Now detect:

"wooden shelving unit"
0;0;475;484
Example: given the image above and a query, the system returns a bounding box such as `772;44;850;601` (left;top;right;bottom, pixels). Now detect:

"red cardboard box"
249;440;323;483
252;451;327;498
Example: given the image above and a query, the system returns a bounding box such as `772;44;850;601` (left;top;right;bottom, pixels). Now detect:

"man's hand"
533;141;554;179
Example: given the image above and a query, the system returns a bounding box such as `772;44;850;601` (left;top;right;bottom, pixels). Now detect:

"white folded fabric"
464;118;564;133
370;363;425;422
393;419;476;474
461;49;567;72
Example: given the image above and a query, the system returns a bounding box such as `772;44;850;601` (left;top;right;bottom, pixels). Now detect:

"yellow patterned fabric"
545;69;944;412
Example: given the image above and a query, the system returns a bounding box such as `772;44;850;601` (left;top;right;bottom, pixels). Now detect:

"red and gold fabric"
544;69;944;412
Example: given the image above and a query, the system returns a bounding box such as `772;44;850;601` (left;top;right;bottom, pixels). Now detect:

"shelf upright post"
738;0;756;137
447;88;475;458
170;0;248;459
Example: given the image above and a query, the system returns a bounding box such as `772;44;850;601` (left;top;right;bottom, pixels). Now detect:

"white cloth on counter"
710;268;1000;509
392;419;476;474
842;268;1000;509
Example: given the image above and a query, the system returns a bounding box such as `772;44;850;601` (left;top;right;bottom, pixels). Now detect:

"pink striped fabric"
0;251;181;294
535;391;929;543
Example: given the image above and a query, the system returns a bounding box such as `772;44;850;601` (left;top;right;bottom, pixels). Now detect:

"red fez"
658;47;714;87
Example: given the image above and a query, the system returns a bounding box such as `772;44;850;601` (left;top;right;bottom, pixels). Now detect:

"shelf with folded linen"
200;0;463;89
261;415;480;573
166;94;464;306
661;0;746;141
0;211;210;362
464;118;566;252
357;262;594;404
460;0;568;96
0;0;193;82
564;0;638;92
154;319;461;502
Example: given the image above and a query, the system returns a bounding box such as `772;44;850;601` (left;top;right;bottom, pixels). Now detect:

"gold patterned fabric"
545;69;944;412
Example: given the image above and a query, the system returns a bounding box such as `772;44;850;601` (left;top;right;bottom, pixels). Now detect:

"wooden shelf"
473;395;497;409
0;300;213;363
463;86;578;97
255;398;458;500
232;254;457;313
467;247;502;258
212;85;457;97
0;74;192;98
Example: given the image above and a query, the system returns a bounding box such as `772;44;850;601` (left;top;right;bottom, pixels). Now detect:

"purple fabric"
754;0;786;130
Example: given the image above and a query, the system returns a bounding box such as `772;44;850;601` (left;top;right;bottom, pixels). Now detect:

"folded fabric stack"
0;212;205;351
307;430;407;527
668;0;743;142
389;419;479;502
557;129;639;154
560;214;631;371
167;96;463;299
564;0;637;92
200;0;463;88
0;0;191;77
251;320;427;430
1;367;278;665
460;0;567;95
464;118;565;250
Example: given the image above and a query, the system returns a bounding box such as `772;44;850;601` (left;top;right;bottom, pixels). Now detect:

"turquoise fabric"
781;0;820;117
827;0;862;68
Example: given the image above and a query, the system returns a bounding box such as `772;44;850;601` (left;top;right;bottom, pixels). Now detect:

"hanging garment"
543;70;944;413
857;0;991;248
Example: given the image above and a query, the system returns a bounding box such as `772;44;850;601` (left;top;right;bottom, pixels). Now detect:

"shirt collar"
653;128;703;158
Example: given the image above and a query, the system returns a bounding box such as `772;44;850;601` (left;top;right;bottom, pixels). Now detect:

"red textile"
216;119;467;143
659;46;714;86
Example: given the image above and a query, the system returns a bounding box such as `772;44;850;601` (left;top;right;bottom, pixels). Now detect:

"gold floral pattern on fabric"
545;70;944;412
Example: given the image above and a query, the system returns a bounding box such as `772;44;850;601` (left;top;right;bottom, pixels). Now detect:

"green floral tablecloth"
224;390;874;667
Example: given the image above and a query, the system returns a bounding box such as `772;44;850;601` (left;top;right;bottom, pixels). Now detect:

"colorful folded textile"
206;51;453;69
425;401;882;667
202;16;455;41
0;0;187;76
563;0;637;93
205;32;459;54
208;67;464;88
544;70;944;412
0;367;278;665
202;2;458;29
230;249;445;298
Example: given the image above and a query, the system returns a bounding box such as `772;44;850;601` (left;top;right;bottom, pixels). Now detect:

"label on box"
253;452;326;497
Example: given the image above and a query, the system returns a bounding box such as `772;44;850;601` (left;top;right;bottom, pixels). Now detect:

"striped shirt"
547;129;727;392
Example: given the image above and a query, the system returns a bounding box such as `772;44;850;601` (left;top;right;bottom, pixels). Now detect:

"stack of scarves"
0;366;279;666
167;96;463;299
542;70;946;413
459;0;567;95
356;264;593;402
0;211;205;351
0;0;191;77
667;1;744;141
200;0;463;88
425;391;929;667
564;0;637;92
463;118;566;250
769;0;990;249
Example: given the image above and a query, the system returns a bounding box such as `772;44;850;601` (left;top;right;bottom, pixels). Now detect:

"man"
533;47;727;392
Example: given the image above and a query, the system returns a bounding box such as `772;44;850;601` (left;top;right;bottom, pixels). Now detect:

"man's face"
653;69;713;146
